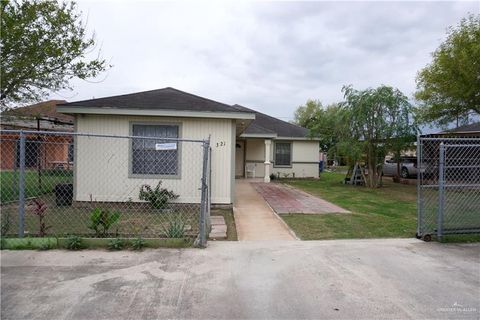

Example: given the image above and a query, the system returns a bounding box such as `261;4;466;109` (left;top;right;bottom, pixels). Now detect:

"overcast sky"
50;0;479;121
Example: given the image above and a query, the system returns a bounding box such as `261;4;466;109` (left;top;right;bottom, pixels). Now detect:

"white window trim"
128;121;182;179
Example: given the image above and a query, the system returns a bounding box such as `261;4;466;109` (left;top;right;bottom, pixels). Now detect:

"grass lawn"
280;172;480;242
0;170;72;203
1;193;200;239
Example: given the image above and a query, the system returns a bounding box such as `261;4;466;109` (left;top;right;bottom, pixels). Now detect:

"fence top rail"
444;144;480;148
0;129;208;143
420;137;480;141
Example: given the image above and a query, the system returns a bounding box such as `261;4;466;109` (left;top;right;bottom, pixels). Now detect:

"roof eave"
276;136;321;141
57;106;256;120
240;133;278;138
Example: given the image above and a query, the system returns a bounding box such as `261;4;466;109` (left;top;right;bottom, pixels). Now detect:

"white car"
382;157;418;178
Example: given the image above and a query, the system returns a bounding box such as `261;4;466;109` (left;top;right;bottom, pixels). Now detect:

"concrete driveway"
2;239;479;320
234;179;296;240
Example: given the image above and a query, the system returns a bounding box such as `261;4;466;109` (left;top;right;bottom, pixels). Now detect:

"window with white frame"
274;142;291;166
131;124;179;176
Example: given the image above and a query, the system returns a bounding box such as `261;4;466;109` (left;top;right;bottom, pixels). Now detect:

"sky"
50;0;480;122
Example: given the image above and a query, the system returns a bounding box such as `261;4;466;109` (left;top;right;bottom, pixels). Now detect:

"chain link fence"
0;130;211;247
417;136;480;241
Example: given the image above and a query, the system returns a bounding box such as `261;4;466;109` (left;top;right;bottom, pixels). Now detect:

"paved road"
2;239;479;319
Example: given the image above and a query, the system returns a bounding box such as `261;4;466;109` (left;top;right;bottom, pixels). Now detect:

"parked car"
382;157;418;178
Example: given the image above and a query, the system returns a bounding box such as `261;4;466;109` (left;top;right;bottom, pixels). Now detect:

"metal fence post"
416;135;422;238
199;138;210;248
18;130;26;238
437;142;445;241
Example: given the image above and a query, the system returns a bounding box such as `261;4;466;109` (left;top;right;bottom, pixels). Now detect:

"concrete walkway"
234;179;296;240
253;182;350;214
2;239;479;320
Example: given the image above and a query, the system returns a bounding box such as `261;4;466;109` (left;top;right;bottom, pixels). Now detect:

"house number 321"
216;141;226;147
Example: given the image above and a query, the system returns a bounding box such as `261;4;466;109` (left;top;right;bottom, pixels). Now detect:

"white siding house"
58;88;319;206
74;114;237;204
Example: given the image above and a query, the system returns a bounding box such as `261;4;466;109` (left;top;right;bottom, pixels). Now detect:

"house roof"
3;100;73;123
57;87;311;138
232;104;310;138
59;87;248;114
441;122;480;134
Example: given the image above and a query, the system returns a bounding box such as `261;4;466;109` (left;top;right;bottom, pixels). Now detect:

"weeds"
164;218;185;238
131;237;146;250
108;238;125;250
66;235;84;250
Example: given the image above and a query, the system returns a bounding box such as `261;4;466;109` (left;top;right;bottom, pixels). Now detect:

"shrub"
29;199;51;237
164;218;185;238
1;212;11;236
269;173;276;181
88;208;120;237
66;235;83;250
108;238;125;250
139;181;179;209
39;242;54;250
131;237;146;250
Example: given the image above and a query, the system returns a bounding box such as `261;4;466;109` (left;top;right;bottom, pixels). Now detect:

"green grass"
0;237;192;250
280;173;418;240
281;173;479;242
0;170;72;202
1;193;199;239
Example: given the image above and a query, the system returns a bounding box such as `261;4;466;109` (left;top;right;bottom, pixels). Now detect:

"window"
131;124;179;176
274;142;291;166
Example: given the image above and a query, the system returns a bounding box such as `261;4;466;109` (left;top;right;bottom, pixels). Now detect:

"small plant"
39;242;53;251
164;218;185;238
269;173;276;181
88;208;121;237
108;238;125;250
139;181;179;209
29;199;51;237
1;212;11;237
66;235;83;250
131;237;146;250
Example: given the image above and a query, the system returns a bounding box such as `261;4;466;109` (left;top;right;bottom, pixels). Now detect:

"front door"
235;140;245;177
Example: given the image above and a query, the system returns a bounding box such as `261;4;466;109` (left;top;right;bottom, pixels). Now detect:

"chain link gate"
417;136;480;241
0;130;211;247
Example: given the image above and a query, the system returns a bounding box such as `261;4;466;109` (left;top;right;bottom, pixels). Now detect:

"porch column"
264;139;272;183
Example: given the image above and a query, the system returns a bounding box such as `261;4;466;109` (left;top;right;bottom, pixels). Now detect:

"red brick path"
252;182;350;214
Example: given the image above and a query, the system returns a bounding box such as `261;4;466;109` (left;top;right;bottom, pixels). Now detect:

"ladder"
345;163;365;185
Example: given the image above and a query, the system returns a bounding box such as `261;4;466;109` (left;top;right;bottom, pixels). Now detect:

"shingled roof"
58;87;311;138
59;87;247;114
232;104;309;138
442;122;480;134
3;100;72;123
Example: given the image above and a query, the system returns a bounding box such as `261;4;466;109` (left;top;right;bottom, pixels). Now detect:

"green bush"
139;181;179;209
1;212;11;236
88;208;120;237
66;235;83;250
131;237;146;250
108;238;125;250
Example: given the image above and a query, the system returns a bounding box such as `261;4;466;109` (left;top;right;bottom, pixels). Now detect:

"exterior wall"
0;138;16;170
244;138;265;177
75;114;235;204
244;138;319;178
0;133;71;170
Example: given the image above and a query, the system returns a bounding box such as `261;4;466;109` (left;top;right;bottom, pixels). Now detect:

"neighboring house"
57;87;319;205
0;100;74;170
437;122;480;137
